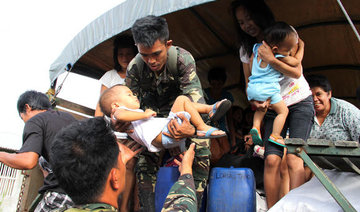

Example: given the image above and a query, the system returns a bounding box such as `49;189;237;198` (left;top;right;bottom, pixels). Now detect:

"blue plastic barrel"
155;166;180;212
207;167;256;212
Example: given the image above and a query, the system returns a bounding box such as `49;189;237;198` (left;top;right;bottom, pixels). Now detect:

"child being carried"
247;22;303;147
100;85;231;152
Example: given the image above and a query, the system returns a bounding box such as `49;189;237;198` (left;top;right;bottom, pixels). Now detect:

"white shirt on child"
117;106;170;152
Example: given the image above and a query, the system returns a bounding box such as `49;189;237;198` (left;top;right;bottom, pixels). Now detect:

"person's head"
264;22;298;57
51;117;125;206
231;0;275;56
131;15;172;72
207;67;227;90
99;85;140;117
17;90;51;122
113;34;137;72
306;74;332;114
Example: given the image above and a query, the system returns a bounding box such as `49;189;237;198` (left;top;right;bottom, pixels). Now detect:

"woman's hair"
113;34;137;71
306;74;332;92
264;22;295;47
230;0;275;56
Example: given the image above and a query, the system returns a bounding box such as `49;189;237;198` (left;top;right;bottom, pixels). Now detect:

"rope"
46;63;73;106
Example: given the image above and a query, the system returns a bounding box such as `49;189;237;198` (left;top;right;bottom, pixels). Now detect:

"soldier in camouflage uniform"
126;15;210;211
162;143;198;212
51;117;197;212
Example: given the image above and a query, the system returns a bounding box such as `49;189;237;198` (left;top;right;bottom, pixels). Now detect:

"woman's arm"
258;40;304;79
113;108;156;122
243;62;251;90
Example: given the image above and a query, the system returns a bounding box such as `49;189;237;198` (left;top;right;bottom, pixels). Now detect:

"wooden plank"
55;97;95;117
334;140;359;148
285;138;306;145
307;138;332;146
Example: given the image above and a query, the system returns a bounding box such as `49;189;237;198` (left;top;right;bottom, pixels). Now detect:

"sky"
0;0;124;149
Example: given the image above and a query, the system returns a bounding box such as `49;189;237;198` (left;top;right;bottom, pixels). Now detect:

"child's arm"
114;108;156;122
258;39;305;79
293;38;305;61
277;38;305;67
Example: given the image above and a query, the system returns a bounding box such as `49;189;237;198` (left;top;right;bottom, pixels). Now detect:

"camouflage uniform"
56;203;117;212
162;174;197;212
126;46;210;211
56;175;196;212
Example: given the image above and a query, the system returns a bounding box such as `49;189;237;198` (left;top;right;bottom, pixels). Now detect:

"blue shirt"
248;43;284;84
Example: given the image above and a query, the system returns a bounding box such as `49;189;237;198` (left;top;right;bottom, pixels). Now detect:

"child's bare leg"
271;100;289;138
189;101;212;114
189;99;230;118
171;96;223;134
253;106;267;130
250;101;266;145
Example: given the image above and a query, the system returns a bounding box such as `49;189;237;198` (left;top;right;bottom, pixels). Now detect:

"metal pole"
336;0;360;42
297;148;357;212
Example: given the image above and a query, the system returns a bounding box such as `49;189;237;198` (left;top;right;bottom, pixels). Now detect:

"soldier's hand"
163;113;195;140
174;143;195;176
118;140;144;164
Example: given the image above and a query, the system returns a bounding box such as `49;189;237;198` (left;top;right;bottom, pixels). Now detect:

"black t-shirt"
19;109;76;193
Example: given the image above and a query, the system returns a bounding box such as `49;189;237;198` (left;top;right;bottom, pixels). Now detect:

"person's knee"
265;155;281;169
176;95;189;103
286;154;303;169
283;106;289;116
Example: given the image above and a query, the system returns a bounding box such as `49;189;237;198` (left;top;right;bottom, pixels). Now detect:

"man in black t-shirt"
0;90;76;211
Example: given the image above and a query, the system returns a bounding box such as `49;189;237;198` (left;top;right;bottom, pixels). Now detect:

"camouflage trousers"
135;138;210;212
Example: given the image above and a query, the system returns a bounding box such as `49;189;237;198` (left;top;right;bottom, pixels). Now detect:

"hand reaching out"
244;135;253;151
118;139;144;164
174;143;196;176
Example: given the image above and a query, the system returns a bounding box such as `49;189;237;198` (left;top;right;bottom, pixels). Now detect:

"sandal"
194;127;226;139
250;127;263;146
209;99;232;122
268;134;286;148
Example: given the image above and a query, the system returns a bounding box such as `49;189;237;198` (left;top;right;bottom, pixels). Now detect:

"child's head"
99;85;140;117
264;22;298;57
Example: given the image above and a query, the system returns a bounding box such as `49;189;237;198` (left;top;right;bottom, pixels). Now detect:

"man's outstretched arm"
0;151;39;170
162;143;197;212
